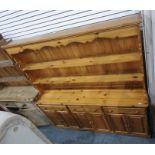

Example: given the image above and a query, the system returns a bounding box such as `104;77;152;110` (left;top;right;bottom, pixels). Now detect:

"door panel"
59;111;79;128
103;107;146;115
43;107;149;136
127;115;148;134
107;114;128;132
73;112;92;129
69;105;102;113
88;113;110;131
44;110;66;126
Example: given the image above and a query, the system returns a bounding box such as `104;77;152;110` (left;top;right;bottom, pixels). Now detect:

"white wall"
142;10;155;132
0;10;139;41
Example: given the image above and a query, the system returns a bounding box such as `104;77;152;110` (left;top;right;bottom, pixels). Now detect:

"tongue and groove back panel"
3;14;150;136
4;14;145;91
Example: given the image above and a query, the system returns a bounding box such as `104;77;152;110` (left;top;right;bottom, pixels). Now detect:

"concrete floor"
39;125;155;144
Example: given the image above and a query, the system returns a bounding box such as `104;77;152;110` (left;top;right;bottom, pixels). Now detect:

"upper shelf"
22;52;141;71
2;14;145;93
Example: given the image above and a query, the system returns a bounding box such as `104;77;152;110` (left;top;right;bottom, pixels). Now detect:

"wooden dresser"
3;14;149;137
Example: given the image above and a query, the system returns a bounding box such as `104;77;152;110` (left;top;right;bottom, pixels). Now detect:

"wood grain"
33;73;144;85
1;14;149;136
5;26;138;54
23;52;141;71
38;89;148;107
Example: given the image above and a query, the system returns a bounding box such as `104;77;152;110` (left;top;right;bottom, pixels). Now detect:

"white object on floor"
0;111;51;144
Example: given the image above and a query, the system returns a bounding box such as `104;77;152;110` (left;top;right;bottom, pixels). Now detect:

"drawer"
102;107;146;115
39;105;67;112
68;105;102;113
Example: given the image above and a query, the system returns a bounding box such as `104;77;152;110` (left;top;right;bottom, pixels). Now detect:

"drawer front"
39;105;67;112
68;105;102;113
103;107;146;115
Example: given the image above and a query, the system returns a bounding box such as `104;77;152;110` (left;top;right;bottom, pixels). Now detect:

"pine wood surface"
3;14;150;136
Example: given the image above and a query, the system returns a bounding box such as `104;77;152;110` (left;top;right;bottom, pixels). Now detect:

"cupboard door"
107;114;128;133
58;111;79;128
73;112;92;129
88;113;110;131
44;110;66;126
127;115;148;135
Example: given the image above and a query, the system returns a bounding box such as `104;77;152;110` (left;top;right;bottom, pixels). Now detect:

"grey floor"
39;124;155;144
